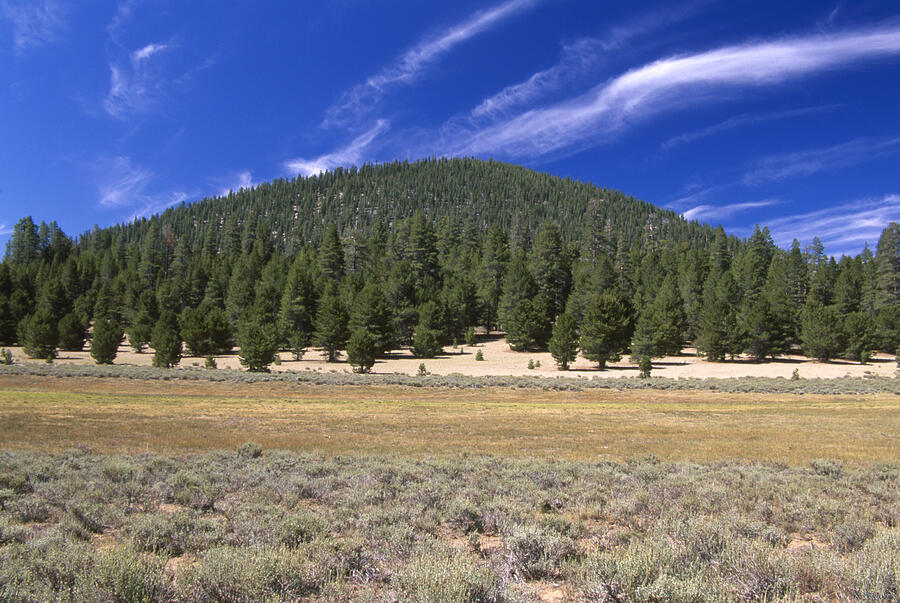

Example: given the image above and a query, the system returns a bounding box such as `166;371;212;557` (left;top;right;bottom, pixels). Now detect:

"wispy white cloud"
217;171;256;196
128;191;189;221
600;0;716;52
324;0;539;127
285;120;389;177
103;40;171;119
663;104;841;149
683;199;778;222
469;38;604;122
453;26;900;159
1;0;66;53
132;42;167;62
0;223;11;236
96;156;190;220
98;156;153;207
742;136;900;185
761;194;900;256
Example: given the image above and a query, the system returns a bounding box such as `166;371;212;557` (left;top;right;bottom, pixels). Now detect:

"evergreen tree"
412;300;444;358
531;220;569;318
876;306;900;354
180;306;209;356
504;297;552;352
90;318;123;364
19;309;58;360
349;282;394;355
58;312;88;351
697;270;742;361
127;309;155;353
630;274;686;359
407;211;440;297
799;301;844;362
579;292;634;369
6;216;39;265
0;294;16;345
478;225;509;331
875;222;900;311
237;313;280;372
843;311;874;363
278;250;319;348
498;253;537;330
313;285;349;362
346;328;377;373
548;312;578;370
319;224;345;282
151;311;182;368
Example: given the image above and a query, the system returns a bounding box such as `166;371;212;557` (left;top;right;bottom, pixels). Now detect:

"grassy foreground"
0;448;898;601
1;375;898;600
1;374;899;464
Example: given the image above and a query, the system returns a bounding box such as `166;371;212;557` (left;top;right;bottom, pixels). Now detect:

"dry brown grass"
1;374;896;465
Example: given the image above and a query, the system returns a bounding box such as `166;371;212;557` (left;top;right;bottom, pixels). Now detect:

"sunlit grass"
1;375;896;465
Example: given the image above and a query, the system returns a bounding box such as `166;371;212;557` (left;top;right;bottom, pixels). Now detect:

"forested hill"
2;157;898;372
99;157;719;254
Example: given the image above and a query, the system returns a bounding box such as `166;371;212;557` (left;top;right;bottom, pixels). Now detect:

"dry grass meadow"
1;373;897;465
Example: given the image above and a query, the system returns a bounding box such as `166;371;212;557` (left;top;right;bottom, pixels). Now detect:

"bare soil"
6;335;896;380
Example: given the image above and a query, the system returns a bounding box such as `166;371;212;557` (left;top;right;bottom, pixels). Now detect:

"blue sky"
1;0;899;257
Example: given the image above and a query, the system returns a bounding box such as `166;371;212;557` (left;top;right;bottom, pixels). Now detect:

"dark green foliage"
151;311;181;368
349;282;394;355
475;349;484;361
630;275;685;359
181;303;232;357
800;301;844;362
697;271;742;362
549;312;578;370
464;326;476;347
0;294;16;345
876;306;900;354
842;311;875;363
278;249;319;348
875;222;899;311
531;220;570;318
639;355;652;378
127;309;154;353
313;286;349;362
504;297;551;352
237;313;280;372
57;312;88;351
319;224;344;282
413;301;444;358
18;308;58;360
90;318;123;365
579;292;634;369
346;328;376;373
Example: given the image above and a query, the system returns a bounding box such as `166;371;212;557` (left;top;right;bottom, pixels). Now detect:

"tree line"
1;159;898;372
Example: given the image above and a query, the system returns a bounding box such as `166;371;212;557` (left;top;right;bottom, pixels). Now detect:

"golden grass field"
1;374;896;465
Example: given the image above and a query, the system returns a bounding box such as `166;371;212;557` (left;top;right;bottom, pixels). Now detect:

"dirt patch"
157;502;187;513
4;340;896;380
531;581;569;603
787;533;831;553
90;530;120;552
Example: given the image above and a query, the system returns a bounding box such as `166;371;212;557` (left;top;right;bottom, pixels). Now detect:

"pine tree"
90;318;123;364
278;250;319;348
237;313;280;372
531;220;569;318
579;292;634;369
412;300;444;358
843;311;874;363
499;253;538;330
127;309;155;353
799;300;844;362
630;275;686;359
346;328;376;373
313;285;349;362
697;270;742;361
548;312;578;370
349;282;395;355
478;225;509;331
19;309;58;360
58;312;88;351
151;311;182;368
875;222;900;311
